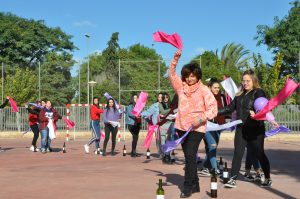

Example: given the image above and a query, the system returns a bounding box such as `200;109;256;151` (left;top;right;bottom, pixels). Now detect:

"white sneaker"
95;148;100;155
29;145;35;152
84;144;90;153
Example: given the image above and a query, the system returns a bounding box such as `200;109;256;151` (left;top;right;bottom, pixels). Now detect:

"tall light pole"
85;33;90;104
88;81;97;103
39;61;41;100
78;60;81;104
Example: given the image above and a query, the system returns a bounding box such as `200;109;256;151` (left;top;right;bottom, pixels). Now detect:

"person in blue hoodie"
125;93;141;157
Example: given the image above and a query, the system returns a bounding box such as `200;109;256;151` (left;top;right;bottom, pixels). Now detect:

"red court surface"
0;137;299;199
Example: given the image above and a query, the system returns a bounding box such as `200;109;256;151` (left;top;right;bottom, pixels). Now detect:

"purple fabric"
28;103;43;109
265;125;290;137
161;126;193;153
103;108;121;123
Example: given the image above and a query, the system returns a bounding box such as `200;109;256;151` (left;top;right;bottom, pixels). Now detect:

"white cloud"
72;20;97;27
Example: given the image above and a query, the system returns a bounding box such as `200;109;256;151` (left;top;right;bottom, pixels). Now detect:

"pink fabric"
253;79;299;120
153;31;183;50
132;91;148;117
100;129;105;140
143;124;158;149
9;97;18;112
63;118;75;129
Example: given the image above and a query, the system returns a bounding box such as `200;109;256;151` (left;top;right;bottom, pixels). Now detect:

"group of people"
167;50;278;198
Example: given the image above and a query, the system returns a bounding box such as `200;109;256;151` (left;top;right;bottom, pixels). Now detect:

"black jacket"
0;99;9;109
218;88;266;140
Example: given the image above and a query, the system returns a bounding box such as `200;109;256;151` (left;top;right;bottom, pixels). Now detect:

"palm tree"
216;43;250;70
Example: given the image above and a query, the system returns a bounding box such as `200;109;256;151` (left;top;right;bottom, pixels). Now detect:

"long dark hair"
106;98;117;114
162;93;171;109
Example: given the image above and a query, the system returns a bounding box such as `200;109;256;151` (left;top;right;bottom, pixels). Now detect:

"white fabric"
48;119;56;140
206;120;243;131
221;77;240;100
108;121;120;128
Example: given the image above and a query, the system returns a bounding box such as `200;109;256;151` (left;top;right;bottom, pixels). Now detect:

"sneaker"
41;149;47;154
95;148;100;155
254;173;265;183
35;147;40;152
244;173;255;182
84;144;89;153
215;169;222;177
46;147;53;152
261;178;272;187
225;178;237;188
29;145;35;152
199;168;211;176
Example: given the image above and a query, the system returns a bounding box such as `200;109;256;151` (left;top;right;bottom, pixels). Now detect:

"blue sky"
1;0;293;76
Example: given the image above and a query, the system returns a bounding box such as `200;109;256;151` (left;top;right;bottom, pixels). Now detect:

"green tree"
0;12;76;67
103;32;120;80
4;68;38;105
217;43;250;70
255;1;300;79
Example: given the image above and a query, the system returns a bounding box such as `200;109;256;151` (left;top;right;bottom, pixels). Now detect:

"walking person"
218;69;278;188
102;98;122;156
168;50;218;198
84;97;104;154
0;96;10;152
125;93;142;157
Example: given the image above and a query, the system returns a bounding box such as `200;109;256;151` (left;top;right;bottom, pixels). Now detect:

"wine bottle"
62;142;66;153
211;169;217;198
123;145;126;156
219;157;224;171
156;179;164;199
146;148;151;159
223;162;229;184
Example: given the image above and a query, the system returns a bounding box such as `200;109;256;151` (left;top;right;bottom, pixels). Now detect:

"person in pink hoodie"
168;50;218;198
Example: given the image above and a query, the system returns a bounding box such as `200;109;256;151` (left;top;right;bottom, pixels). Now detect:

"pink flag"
132;91;148;117
63;118;75;129
143;124;158;149
153;31;183;50
9;97;18;112
253;79;299;120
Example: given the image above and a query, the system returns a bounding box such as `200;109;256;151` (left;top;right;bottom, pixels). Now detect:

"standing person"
218;69;278;188
26;101;43;152
125;93;141;157
0;96;10;152
200;77;227;176
168;50;218;198
84;97;104;154
158;93;173;164
102;98;122;156
39;100;60;153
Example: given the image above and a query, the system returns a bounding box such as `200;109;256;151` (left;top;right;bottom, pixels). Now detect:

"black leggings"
231;127;270;179
30;124;39;147
103;123;118;152
128;124;140;153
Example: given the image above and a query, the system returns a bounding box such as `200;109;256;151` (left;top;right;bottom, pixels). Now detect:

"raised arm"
168;50;183;93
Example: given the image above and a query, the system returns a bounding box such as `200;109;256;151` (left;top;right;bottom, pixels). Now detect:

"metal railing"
0;105;299;132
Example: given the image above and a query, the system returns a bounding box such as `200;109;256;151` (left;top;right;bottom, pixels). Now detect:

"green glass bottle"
156;179;164;199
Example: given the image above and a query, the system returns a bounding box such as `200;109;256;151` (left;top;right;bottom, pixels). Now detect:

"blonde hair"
236;70;261;96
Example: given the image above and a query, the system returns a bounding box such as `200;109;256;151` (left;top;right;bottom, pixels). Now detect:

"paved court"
0;135;299;199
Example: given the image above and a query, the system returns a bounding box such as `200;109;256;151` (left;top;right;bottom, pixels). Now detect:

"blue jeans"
40;127;51;150
87;120;101;149
203;131;221;170
245;144;261;170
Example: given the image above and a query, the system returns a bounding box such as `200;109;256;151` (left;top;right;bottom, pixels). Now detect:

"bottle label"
147;152;150;156
223;171;228;178
219;165;224;170
156;195;164;199
211;182;217;190
123;150;126;153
